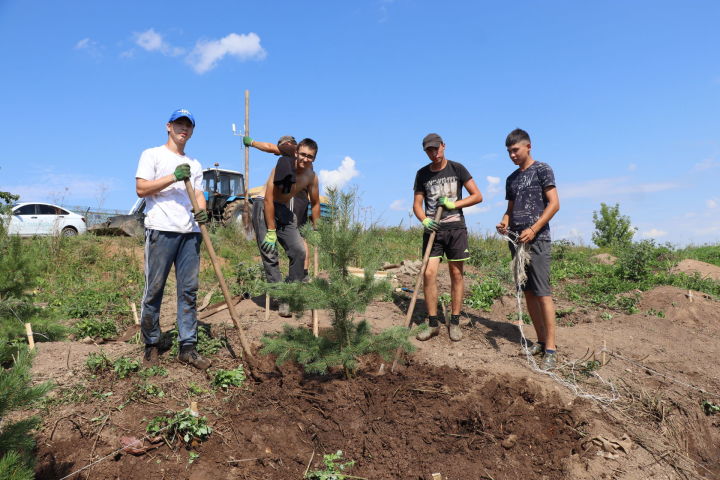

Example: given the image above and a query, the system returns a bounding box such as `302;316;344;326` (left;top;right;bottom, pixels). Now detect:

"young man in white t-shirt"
135;109;211;370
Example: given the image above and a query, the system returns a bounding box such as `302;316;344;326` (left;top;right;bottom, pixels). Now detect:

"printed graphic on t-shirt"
505;162;555;241
414;161;472;228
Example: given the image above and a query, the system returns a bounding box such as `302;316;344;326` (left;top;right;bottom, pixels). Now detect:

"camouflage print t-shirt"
505;161;556;241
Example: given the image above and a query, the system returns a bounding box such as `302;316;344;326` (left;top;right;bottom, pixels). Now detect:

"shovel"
391;206;443;372
184;179;259;378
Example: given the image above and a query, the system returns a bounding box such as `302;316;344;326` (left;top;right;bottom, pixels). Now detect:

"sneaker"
143;344;159;367
178;345;211;370
416;325;440;341
541;351;557;371
527;343;544;356
278;303;292;317
448;323;462;342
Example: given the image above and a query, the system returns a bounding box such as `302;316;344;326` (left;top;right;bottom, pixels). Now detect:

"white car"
5;202;87;236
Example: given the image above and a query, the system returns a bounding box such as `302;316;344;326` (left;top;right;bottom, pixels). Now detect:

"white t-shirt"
135;145;203;233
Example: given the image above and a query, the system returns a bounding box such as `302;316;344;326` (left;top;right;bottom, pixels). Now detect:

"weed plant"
304;450;356;480
146;408;212;446
211;366;246;390
85;351;111;373
464;276;504;311
72;318;118;340
139;365;168;378
112;357;140;379
168;324;226;357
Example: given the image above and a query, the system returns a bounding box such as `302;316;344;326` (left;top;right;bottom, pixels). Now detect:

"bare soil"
30;261;720;479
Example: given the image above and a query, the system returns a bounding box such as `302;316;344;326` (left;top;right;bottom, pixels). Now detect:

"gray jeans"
251;199;306;283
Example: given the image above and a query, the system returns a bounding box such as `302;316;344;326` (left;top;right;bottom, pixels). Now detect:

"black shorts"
422;228;470;261
509;239;552;296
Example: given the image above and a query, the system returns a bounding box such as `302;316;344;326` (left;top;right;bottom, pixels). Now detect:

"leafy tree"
261;188;415;377
0;348;53;479
591;203;635;248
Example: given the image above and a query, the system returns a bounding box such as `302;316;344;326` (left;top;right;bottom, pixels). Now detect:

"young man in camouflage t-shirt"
413;133;483;342
496;128;560;370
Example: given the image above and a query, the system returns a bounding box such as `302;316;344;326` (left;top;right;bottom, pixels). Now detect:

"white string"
501;232;620;403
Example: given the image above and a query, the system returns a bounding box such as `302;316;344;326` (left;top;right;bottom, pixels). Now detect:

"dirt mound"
672;259;720;282
591;253;617;265
638;285;718;326
35;360;584;480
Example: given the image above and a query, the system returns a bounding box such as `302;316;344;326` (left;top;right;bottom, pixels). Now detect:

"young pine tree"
0;348;53;480
261;188;415;377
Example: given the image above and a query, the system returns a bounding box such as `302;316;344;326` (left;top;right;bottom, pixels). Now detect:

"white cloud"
480;153;499;161
319;156;360;192
707;198;718;209
562;176;681;199
628;163;637;171
74;37;102;57
134;28;184;57
463;204;491;215
641;228;668;238
187;33;266;74
389;199;407;211
693;157;720;172
486;175;501;197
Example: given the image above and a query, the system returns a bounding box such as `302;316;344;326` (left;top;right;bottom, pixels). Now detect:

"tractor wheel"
222;200;246;228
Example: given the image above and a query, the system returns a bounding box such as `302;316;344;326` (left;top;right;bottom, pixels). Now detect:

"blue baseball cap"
168;108;196;126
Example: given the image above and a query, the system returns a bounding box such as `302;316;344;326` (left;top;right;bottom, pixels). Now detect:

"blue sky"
1;0;719;246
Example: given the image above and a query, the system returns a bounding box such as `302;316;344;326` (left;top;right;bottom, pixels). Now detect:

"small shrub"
146;409;212;445
465;277;504;311
85;352;111;373
188;382;208;396
211;366;246;391
615;240;659;282
305;450;356;480
139;365;168;378
113;357;140;379
703;400;720;415
143;383;165;398
73;318;118;340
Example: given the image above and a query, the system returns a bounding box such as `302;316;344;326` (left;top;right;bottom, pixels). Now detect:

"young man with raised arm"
244;135;321;317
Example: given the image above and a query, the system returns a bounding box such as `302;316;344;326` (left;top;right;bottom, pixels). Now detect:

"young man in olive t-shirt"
413;133;483;342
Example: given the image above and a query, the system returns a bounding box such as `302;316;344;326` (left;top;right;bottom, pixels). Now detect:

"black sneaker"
143;344;159;367
178;345;211;370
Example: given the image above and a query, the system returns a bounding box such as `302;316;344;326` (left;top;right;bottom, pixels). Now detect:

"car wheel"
61;227;78;237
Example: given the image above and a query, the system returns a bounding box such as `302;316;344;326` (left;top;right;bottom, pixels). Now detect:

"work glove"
261;229;278;254
438;196;456;210
243;136;253;147
422;218;440;232
193;209;209;225
173;163;191;182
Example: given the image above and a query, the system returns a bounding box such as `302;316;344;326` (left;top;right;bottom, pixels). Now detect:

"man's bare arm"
263;170;277;230
413;192;427;222
453;178;483;208
250;141;281;155
309;175;321;227
136;176;177;197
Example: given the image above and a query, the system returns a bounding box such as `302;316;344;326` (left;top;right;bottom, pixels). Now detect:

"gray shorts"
509;239;552;296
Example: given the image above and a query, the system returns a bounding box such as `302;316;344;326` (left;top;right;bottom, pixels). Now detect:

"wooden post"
190;401;199;416
391;206;444;372
25;323;35;350
265;294;270;321
129;301;140;325
602;340;607;366
184;179;257;376
312;245;320;337
243;90;252;235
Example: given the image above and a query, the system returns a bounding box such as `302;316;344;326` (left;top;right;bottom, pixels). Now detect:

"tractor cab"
202;164;247;226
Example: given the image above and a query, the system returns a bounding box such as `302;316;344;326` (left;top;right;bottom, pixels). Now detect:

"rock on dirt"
591;253;617;265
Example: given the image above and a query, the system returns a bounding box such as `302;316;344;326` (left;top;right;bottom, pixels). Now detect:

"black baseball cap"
422;133;443;150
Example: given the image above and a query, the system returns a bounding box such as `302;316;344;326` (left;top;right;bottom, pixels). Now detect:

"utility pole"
231;89;252;236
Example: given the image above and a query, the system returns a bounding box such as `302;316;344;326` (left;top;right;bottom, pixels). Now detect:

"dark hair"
298;138;318;154
505;128;531;147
